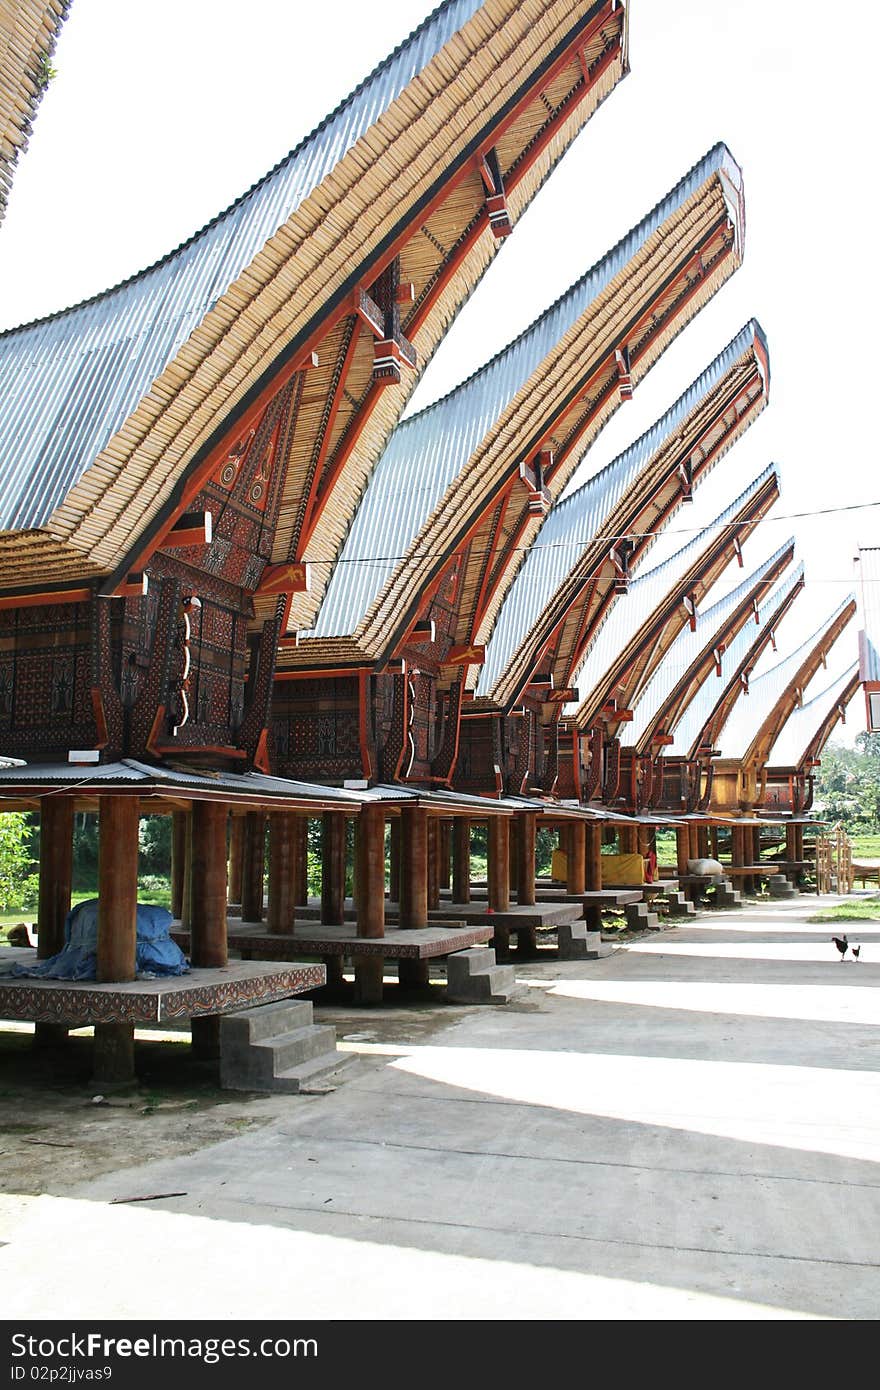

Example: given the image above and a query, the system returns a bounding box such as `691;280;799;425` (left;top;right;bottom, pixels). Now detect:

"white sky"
0;0;876;745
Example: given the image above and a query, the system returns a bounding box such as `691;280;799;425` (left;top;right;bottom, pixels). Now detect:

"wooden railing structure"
815;824;853;895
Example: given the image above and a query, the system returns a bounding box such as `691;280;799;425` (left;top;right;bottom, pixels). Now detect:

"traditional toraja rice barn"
620;538;798;813
762;661;861;816
283;148;749;784
0;0;69;225
468;320;770;799
655;556;806;816
0;0;632;1077
856;546;880;732
563;464;780;805
706;595;857;816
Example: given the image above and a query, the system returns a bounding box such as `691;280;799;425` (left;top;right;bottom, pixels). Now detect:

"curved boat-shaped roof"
624;538;794;751
766;660;860;771
857;546;880;684
478;320;767;697
0;0;629;588
713;597;857;762
311;141;745;642
570;463;776;725
0;1;69;225
669;559;805;758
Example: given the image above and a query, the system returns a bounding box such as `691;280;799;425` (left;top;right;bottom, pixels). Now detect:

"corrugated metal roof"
766;661;859;770
712;598;856;760
0;0;487;531
624;539;794;749
0;757;363;802
668;561;805;757
477;321;767;696
311;142;745;638
569;463;775;719
857;546;880;682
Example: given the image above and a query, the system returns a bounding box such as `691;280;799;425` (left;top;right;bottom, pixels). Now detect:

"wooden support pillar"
388;818;401;903
687;823;700;862
190;803;229;967
181;810;193;930
94;796;139;1085
567;820;586;895
439;819;452;891
321;811;347;926
508;822;519;893
171;810;188;918
400;805;428;929
582;822;604;929
487;817;510;912
267;812;297;934
295;816;310;905
676;825;691;876
427;818;441;911
38;795;73;960
354;803;385;1004
35;796;73;1048
696;826;709;859
227;814;244;907
240;812;266;922
452;818;471;903
516;812;537;906
619;824;638;854
709;825;719;860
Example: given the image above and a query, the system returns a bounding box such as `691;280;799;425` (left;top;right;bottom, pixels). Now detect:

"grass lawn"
808;899;880;923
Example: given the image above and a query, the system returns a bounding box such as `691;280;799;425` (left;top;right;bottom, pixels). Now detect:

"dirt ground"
0;985;505;1199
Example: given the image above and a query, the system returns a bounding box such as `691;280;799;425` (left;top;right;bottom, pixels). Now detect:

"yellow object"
600;853;645;886
551;849;567;882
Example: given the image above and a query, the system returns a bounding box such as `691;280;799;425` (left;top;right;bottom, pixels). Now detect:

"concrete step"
767;874;797;899
661;890;697;916
446;947;523;1004
220;1000;347;1093
624;901;661;931
712;879;743;909
556;920;612;960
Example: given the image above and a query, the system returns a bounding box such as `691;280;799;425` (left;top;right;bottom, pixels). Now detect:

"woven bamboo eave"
629;540;796;757
731;600;858;770
352;161;742;662
572;470;780;731
0;0;68;224
13;0;626;593
490;339;768;708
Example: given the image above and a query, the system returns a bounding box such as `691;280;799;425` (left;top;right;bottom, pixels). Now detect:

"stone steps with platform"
556;921;613;960
219;998;351;1093
445;948;525;1005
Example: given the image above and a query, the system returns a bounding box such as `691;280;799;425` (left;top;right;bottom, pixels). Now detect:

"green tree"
0;812;38;912
814;734;880;834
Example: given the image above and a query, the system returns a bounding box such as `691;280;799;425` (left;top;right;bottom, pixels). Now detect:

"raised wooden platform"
172;921;494;961
0;953;325;1026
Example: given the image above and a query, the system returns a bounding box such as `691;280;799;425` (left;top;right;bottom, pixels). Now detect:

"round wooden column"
38;795;73;960
427;818;441;911
267;812;297;934
388;818;401;903
516;812;537;906
354;803;385;1004
452;818;471;903
295;816;310;905
709;825;719;860
697;825;710;859
35;796;74;1048
321;811;347;926
190;803;229;967
94;796;140;1086
180;811;193;930
240;812;266;922
400;805;428;929
439;820;452;891
170;810;188;920
487;816;510;912
676;825;691;876
227;814;244;907
566;820;586;895
618;824;638;854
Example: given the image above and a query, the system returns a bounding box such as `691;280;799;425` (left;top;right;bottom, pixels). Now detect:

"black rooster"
832;934;849;961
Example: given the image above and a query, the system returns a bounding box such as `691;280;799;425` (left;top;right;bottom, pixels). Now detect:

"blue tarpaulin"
4;899;189;979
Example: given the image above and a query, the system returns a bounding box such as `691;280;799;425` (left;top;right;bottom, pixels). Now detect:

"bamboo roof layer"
856;546;880;684
765;662;860;774
303;142;746;666
624;538;796;755
478;320;769;706
668;559;805;759
711;598;857;767
0;0;68;225
0;0;629;596
570;464;780;731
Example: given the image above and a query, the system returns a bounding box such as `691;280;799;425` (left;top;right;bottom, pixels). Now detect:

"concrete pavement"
2;892;879;1320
